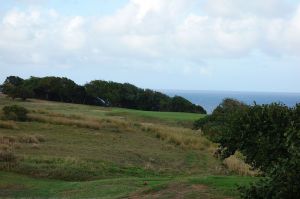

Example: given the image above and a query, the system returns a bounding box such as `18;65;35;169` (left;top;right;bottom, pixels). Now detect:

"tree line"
194;98;300;198
0;76;206;114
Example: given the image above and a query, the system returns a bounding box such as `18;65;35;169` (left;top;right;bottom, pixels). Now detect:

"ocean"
163;90;300;113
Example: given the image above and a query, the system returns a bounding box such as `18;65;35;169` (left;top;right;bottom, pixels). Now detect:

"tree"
1;76;24;100
1;76;206;114
194;98;247;141
195;100;300;198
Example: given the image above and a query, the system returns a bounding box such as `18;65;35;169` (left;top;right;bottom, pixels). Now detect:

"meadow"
0;94;257;198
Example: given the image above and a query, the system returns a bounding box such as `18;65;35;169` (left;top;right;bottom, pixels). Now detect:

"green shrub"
199;100;300;198
2;105;28;121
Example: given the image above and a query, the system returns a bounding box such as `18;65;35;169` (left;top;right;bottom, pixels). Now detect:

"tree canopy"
1;76;206;114
194;99;300;198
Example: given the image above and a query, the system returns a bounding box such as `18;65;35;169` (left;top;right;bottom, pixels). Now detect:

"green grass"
108;108;205;124
0;171;256;198
0;171;171;198
0;94;257;198
188;176;258;197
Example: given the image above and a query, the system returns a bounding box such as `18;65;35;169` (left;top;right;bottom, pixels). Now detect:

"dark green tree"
195;100;300;198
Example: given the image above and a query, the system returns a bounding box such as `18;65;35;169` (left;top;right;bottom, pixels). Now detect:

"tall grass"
0;136;17;169
28;113;129;132
223;153;258;176
141;125;214;151
0;120;17;129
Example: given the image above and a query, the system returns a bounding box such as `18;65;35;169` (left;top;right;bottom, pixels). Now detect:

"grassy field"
0;94;256;198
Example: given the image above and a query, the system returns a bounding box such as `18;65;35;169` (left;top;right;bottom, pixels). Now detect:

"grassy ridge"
0;95;256;198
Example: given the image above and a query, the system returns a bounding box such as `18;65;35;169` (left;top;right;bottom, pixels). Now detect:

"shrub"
199;100;300;198
2;105;28;121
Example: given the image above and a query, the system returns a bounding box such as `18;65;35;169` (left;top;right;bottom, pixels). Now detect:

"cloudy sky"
1;0;300;92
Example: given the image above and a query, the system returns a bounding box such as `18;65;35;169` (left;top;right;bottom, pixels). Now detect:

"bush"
2;105;28;121
198;100;300;198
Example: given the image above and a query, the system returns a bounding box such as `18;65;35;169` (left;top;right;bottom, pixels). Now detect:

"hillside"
0;94;255;198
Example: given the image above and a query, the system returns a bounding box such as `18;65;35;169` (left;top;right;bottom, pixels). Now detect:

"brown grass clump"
0;136;16;144
0;135;45;146
31;143;40;149
0;150;16;162
223;152;258;176
142;124;213;151
0;120;17;129
18;135;40;144
0;137;17;165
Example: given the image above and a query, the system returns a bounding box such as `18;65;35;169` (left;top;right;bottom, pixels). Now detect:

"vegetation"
2;105;28;121
195;99;300;198
0;94;255;198
1;76;206;114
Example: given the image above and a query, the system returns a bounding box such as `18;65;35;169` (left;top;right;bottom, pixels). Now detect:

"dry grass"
141;124;214;151
32;109;84;120
0;150;16;162
0;136;17;167
18;135;40;144
0;120;17;129
0;135;45;149
28;112;130;132
223;152;258;176
0;135;16;143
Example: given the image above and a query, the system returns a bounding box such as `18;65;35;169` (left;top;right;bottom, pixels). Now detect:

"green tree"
196;101;300;198
1;76;24;99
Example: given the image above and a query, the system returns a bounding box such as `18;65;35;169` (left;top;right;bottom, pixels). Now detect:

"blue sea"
163;90;300;113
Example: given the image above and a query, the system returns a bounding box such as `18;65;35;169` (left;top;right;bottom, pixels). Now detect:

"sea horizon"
162;89;300;113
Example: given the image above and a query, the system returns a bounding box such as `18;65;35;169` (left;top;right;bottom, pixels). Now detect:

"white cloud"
62;16;86;50
0;0;300;74
203;0;293;18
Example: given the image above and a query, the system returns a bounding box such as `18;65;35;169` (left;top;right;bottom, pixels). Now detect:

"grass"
107;108;205;127
188;175;258;197
0;95;204;127
0;171;170;198
0;120;17;129
223;154;258;176
0;94;258;198
0;171;256;199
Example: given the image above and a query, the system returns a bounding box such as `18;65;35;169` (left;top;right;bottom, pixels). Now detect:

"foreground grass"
0;95;257;198
0;171;255;198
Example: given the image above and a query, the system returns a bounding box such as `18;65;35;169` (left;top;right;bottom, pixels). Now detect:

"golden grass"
0;120;17;129
18;135;40;144
0;135;45;146
0;136;16;146
32;109;84;120
223;152;258;176
28;112;130;132
141;124;214;151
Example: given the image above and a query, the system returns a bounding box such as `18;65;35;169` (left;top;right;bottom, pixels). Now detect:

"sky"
0;0;300;93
